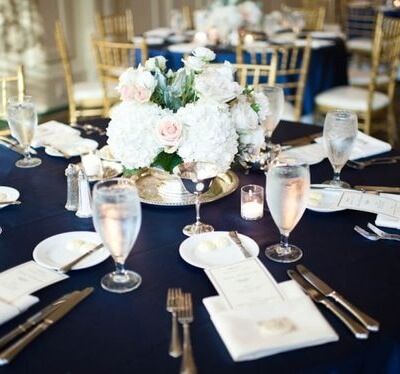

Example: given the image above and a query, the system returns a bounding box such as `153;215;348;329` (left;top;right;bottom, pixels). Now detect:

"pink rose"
156;117;183;152
119;85;136;101
132;86;153;104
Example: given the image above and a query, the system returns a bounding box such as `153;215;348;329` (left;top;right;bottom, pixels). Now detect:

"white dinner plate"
45;138;98;158
0;186;20;209
33;231;110;271
307;184;347;213
179;231;259;269
97;145;118;162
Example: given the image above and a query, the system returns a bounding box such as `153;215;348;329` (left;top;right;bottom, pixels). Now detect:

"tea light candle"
208;27;219;45
81;152;102;177
194;31;208;46
241;185;264;220
244;34;255;46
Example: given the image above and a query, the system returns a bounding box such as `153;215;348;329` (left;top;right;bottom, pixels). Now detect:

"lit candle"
194;31;208;46
244;34;254;46
208;27;219;45
241;185;264;221
81;152;103;177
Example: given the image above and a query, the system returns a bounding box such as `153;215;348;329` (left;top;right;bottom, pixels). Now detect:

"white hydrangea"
107;102;165;169
177;100;238;172
231;95;258;132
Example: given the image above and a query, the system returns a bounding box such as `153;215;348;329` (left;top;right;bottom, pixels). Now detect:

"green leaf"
251;102;260;113
122;167;141;177
151;152;183;173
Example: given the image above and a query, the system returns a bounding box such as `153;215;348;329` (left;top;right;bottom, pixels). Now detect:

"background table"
0;120;399;373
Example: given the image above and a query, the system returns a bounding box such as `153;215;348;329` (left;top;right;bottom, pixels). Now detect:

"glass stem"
195;193;201;226
279;233;291;255
333;170;341;182
24;148;31;162
115;262;126;276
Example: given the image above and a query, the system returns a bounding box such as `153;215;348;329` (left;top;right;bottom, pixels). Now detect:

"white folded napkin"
33;120;80;148
0;295;39;326
375;193;400;229
203;280;338;362
315;131;392;161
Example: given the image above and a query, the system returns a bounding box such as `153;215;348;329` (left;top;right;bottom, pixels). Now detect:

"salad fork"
177;293;197;374
367;223;400;242
166;288;182;358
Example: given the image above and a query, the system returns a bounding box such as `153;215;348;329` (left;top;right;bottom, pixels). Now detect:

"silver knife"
287;270;368;339
0;291;79;350
296;265;379;332
0;137;37;155
0;141;24;156
354;186;400;195
58;243;104;273
228;231;252;258
0;287;93;365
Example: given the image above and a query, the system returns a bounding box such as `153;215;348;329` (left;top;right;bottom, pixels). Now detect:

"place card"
205;258;284;310
0;261;68;303
338;191;400;219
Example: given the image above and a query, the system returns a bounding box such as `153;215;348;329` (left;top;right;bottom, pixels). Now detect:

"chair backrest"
344;1;377;39
0;66;25;120
369;13;400;104
182;5;194;30
54;20;76;122
231;60;278;89
92;38;148;114
236;38;312;121
95;9;134;41
282;5;326;31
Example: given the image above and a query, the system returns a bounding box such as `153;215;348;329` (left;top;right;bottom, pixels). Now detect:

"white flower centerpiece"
107;47;269;196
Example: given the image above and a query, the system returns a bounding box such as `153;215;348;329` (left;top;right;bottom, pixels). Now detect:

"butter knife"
0;137;37;155
58;243;104;273
287;270;369;339
354;186;400;194
0;291;78;350
0;287;93;365
296;265;379;331
228;231;252;258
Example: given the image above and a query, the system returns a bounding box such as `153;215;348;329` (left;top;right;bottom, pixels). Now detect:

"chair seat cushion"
315;86;390;112
73;81;118;102
348;67;390;86
347;38;372;52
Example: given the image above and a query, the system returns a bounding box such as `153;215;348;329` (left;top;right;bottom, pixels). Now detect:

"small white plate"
307;184;347;213
33;231;110;271
0;186;20;209
86;161;124;182
179;231;259;269
45;139;98;158
281;144;325;166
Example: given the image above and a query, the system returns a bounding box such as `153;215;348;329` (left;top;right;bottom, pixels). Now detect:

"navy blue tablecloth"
144;39;348;116
0;120;399;373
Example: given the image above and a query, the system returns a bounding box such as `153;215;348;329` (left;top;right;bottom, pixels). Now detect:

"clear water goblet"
323;110;358;188
92;178;142;293
7;96;41;168
265;157;310;263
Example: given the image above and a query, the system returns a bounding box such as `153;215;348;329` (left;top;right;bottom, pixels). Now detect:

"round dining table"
0;119;399;373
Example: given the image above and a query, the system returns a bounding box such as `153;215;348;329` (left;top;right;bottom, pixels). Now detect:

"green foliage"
151;152;183;173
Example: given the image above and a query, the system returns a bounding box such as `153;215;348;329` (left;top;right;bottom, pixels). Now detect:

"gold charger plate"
133;168;239;206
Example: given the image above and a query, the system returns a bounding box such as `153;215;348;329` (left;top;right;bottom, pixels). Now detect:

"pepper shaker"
65;164;79;211
76;169;92;218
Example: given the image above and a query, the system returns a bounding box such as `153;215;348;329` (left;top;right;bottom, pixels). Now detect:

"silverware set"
347;156;400;170
166;288;197;374
354;223;400;242
71;123;106;136
288;265;379;339
0;287;93;365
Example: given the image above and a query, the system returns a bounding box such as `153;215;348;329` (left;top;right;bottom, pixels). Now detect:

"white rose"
192;47;216;62
183;56;206;72
231;96;259;131
145;56;167;72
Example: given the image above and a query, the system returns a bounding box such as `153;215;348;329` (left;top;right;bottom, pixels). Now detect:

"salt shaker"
76;169;92;218
65;164;79;211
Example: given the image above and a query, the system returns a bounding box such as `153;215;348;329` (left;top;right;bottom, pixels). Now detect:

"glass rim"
241;184;264;193
7;95;33;103
270;156;309;169
326;109;357;118
256;85;284;93
93;177;138;195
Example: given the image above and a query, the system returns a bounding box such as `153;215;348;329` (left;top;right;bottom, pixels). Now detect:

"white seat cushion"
346;38;372;52
73;81;118;102
281;101;296;121
348;67;390;86
315;86;390;112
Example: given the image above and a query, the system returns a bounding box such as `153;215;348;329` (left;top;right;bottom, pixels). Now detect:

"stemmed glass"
323;110;358;188
7;96;41;168
92;178;142;293
257;86;284;147
173;161;219;236
265;157;310;263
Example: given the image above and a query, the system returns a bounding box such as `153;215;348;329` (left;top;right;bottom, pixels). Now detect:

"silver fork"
166;288;182;358
177;293;197;374
354;225;380;241
367;223;400;242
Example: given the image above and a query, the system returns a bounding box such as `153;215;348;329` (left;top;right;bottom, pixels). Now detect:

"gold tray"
133;168;239;206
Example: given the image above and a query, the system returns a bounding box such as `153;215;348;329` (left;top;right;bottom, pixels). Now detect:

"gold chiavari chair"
95;9;134;41
55;20;104;124
282;5;326;31
182;5;194;30
236;38;312;122
231;61;278;88
315;13;400;139
0;66;25;135
92;38;148;116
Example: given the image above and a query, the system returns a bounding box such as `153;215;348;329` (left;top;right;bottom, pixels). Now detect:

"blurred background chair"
55;20;104;124
282;5;326;31
95;9;134;41
92;38;148;116
182;5;194;30
315;13;400;141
